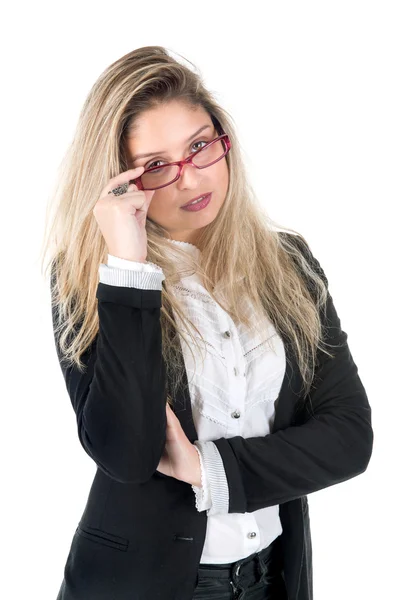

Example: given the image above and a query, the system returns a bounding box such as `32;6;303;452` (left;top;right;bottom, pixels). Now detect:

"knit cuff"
99;264;165;290
193;441;229;516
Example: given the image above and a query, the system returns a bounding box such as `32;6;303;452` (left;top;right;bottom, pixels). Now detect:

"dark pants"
192;534;288;599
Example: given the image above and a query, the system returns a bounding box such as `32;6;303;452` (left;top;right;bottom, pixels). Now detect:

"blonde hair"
40;45;334;411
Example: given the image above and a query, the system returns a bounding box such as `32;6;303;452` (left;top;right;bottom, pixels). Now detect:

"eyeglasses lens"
140;138;227;190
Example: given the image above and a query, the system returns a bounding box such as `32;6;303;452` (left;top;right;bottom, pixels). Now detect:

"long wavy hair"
40;45;334;410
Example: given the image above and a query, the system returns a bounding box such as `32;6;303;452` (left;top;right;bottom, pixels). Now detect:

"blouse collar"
164;238;201;261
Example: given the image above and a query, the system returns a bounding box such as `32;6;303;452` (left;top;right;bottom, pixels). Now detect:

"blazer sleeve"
196;234;374;514
51;261;168;485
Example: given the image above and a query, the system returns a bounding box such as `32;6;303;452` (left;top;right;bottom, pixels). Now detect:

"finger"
141;188;156;211
105;166;145;195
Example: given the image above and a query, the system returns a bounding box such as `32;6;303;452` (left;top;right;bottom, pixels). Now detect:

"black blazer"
52;232;373;600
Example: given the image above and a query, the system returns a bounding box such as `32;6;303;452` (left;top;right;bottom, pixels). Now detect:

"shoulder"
277;230;329;289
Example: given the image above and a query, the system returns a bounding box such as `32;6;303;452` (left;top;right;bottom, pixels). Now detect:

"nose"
176;162;201;191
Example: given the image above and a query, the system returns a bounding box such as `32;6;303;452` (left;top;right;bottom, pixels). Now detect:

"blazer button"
231;410;241;419
223;330;231;338
247;532;257;539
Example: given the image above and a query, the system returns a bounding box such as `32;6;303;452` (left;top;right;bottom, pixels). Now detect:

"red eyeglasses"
130;133;231;191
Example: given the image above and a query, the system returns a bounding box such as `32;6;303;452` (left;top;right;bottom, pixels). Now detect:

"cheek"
217;159;229;182
202;162;229;196
216;162;229;195
147;193;170;221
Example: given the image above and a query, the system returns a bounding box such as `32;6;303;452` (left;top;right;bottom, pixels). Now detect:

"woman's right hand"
93;166;156;263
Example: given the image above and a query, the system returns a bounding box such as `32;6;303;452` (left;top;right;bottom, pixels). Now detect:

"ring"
108;182;129;196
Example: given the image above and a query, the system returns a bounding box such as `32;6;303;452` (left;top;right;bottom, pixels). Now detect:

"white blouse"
98;239;286;564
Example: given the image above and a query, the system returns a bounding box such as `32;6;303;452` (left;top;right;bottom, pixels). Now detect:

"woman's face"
125;100;229;245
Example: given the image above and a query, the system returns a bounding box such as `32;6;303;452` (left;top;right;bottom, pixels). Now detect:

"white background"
1;1;398;598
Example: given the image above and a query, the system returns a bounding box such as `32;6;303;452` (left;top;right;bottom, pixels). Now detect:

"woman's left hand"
156;403;202;487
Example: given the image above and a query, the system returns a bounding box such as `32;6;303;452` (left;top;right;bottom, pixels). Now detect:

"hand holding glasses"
93;165;156;263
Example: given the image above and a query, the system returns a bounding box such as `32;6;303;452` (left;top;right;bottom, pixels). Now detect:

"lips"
181;192;212;208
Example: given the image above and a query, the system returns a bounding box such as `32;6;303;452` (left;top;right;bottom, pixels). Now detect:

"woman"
42;46;373;600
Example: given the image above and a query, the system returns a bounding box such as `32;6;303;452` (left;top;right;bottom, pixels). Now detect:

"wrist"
190;445;202;488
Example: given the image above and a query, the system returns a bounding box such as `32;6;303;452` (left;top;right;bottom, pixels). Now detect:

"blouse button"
247;532;257;539
223;330;231;338
231;410;241;419
234;366;246;377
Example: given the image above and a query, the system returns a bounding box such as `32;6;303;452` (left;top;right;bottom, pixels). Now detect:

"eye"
145;140;209;170
192;140;208;151
146;159;164;170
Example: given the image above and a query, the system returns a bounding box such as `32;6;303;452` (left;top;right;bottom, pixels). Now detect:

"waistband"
197;534;284;581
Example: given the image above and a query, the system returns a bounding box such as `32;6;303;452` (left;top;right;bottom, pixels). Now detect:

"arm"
193;234;374;515
51;259;167;485
106;255;213;501
105;255;211;498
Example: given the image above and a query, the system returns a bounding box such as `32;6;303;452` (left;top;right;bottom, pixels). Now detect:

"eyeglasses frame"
130;133;231;191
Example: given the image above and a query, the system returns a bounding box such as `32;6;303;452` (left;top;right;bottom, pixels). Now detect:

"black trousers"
192;534;288;599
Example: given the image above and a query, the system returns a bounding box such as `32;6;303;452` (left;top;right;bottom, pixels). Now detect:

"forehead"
127;101;213;148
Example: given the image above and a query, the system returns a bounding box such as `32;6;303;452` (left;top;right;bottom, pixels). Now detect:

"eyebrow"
130;124;212;162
